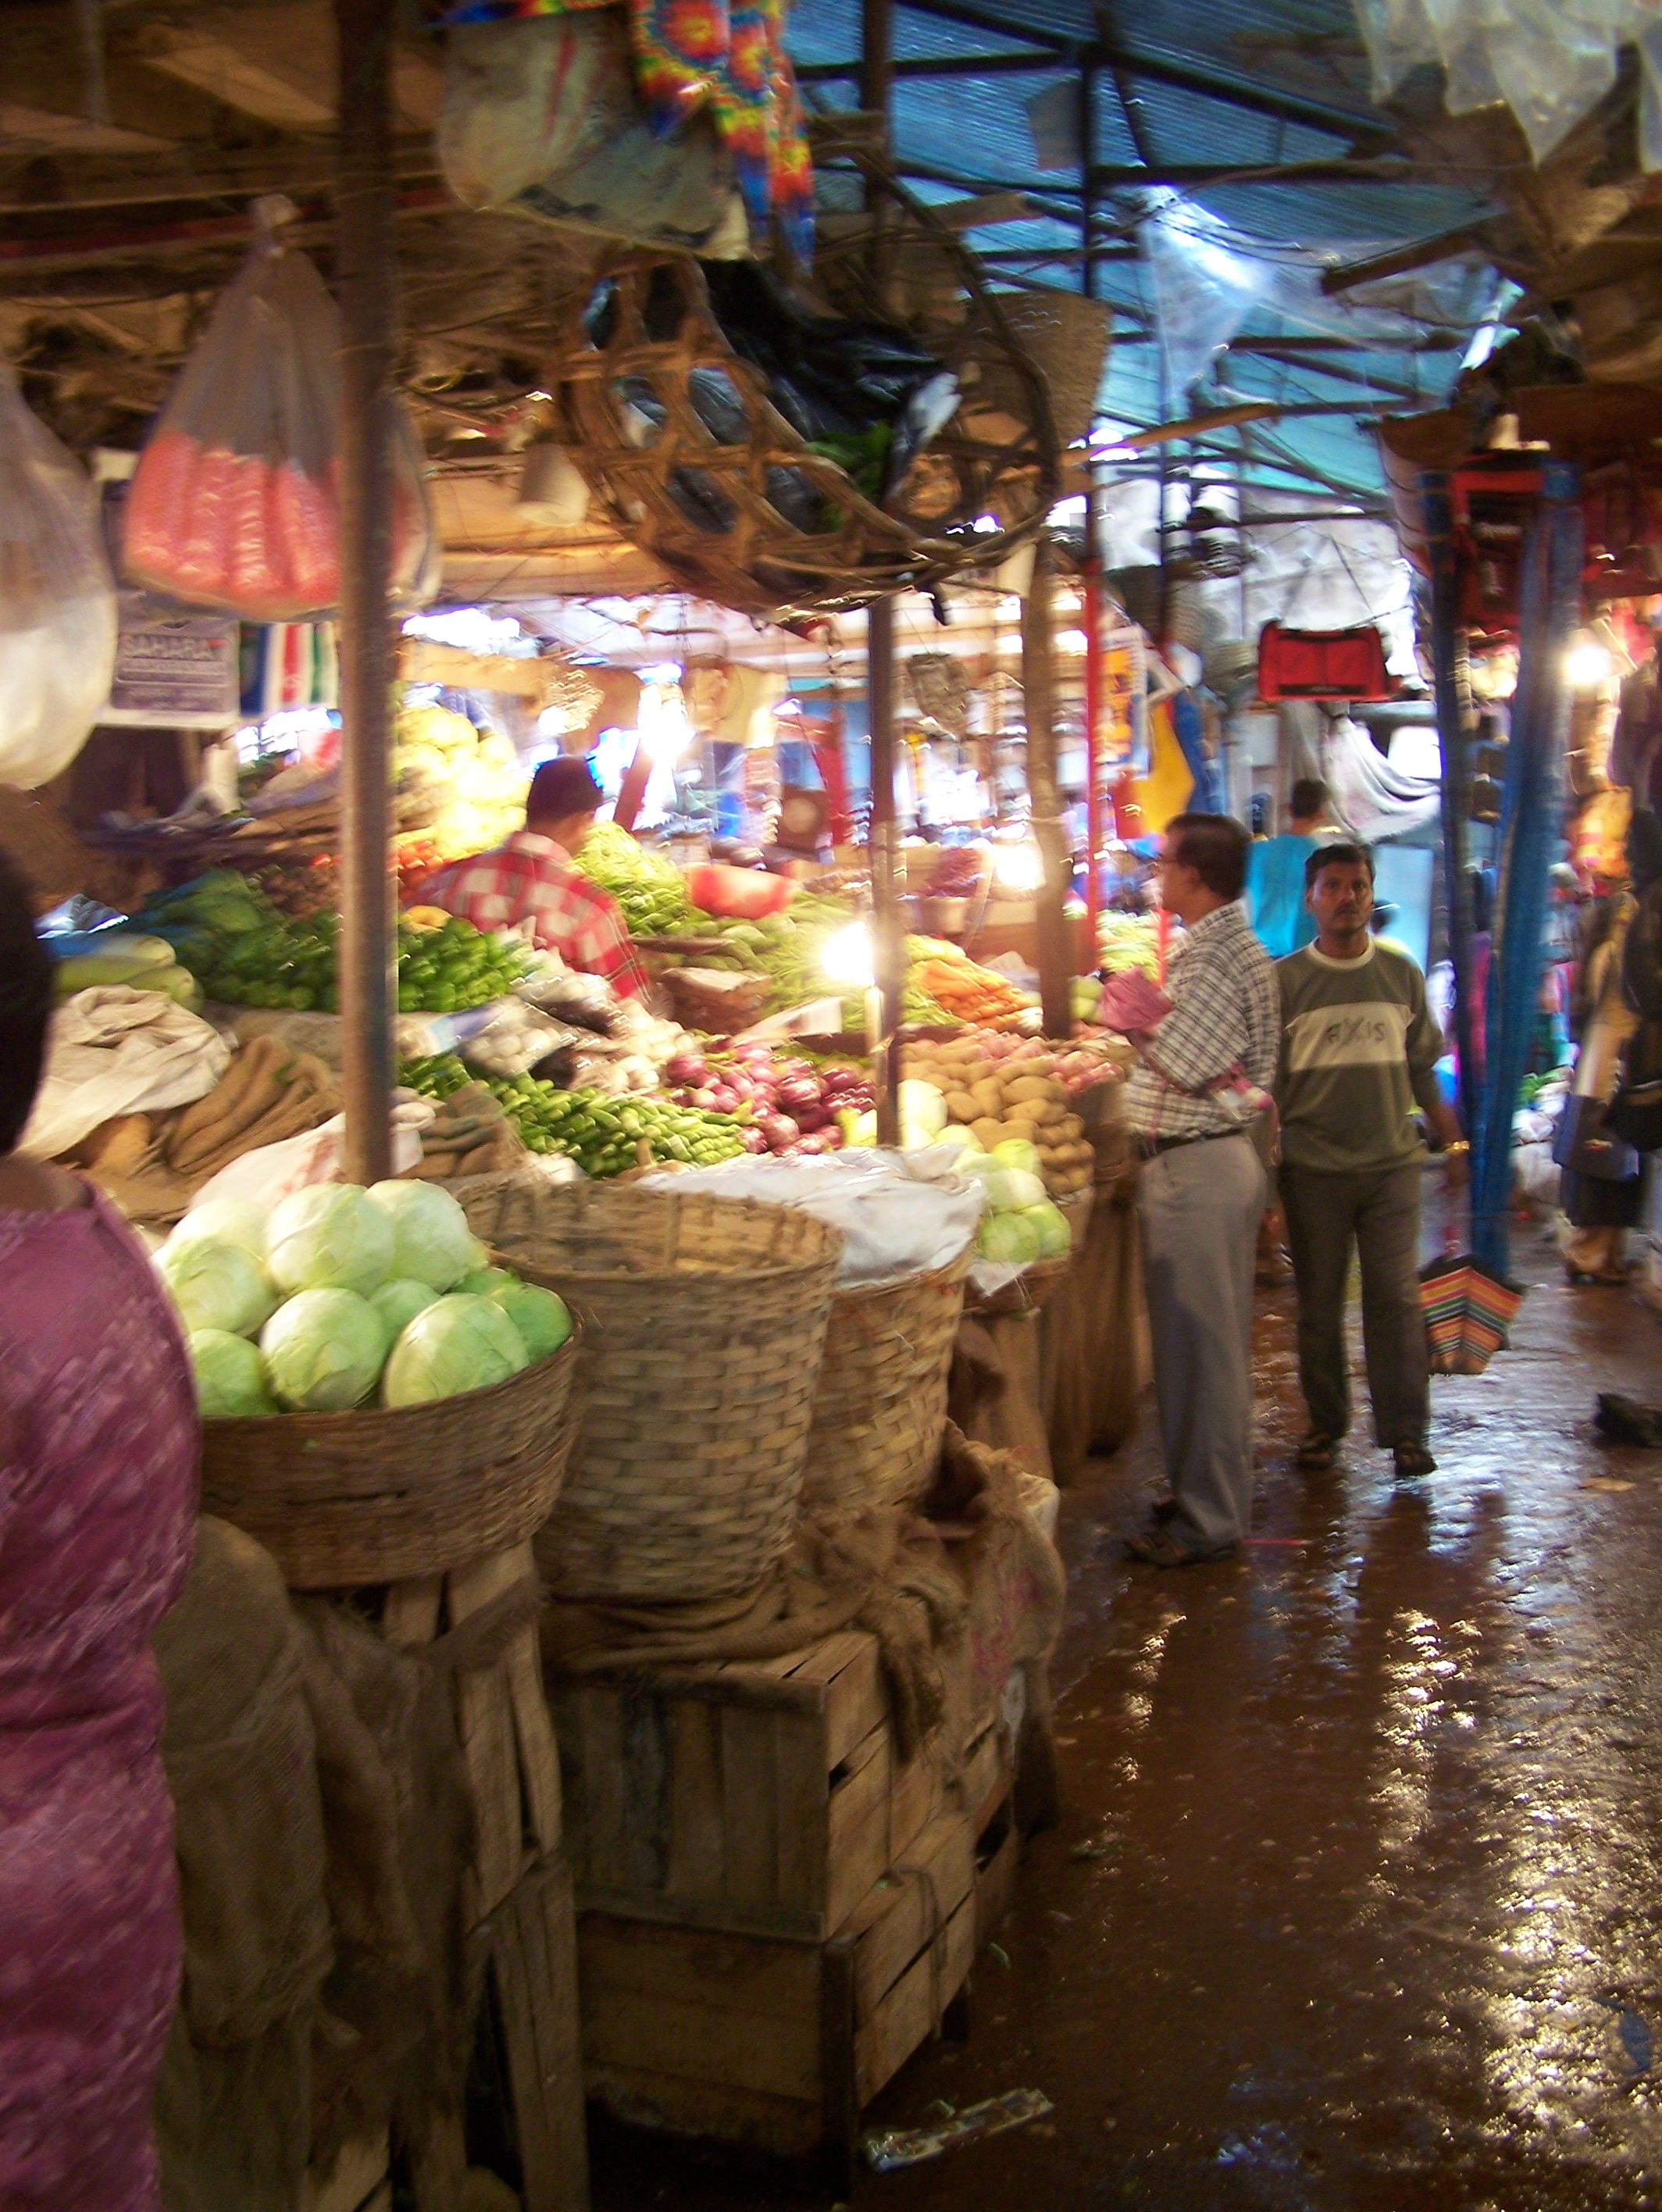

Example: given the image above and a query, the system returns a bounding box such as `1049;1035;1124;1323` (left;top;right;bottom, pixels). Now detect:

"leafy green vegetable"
157;1238;279;1338
369;1277;443;1342
267;1184;395;1298
188;1328;277;1417
365;1179;479;1290
169;1198;269;1262
490;1279;573;1361
260;1287;387;1411
381;1293;530;1407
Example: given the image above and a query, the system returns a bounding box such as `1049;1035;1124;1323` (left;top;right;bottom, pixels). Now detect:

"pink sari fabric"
0;1191;198;2212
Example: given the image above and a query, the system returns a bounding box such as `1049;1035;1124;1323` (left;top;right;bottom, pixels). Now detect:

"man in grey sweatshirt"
1275;843;1468;1480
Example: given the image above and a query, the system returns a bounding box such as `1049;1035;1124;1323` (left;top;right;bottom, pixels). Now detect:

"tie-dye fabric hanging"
442;0;812;255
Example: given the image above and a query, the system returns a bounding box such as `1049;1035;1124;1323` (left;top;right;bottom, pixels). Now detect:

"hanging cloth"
1132;697;1196;836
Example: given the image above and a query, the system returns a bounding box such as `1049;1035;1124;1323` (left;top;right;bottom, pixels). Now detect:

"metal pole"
1079;59;1105;947
1421;472;1478;1142
867;596;904;1144
1471;460;1582;1279
1025;532;1075;1038
861;0;904;1147
335;0;398;1186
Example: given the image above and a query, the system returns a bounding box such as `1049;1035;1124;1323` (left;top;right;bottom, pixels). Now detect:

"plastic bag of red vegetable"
122;199;438;622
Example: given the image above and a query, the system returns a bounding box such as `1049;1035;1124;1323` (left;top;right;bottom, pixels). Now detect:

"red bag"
123;202;437;621
1256;622;1392;702
685;861;799;919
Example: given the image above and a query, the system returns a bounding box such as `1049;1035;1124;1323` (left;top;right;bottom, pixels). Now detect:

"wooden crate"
579;1806;976;2160
383;1542;565;1927
554;1630;950;1939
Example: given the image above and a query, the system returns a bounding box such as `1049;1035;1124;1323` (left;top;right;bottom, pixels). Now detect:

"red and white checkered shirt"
417;830;651;1000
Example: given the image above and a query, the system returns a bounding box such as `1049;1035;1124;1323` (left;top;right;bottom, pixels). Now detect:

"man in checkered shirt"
1122;812;1279;1565
418;756;651;1000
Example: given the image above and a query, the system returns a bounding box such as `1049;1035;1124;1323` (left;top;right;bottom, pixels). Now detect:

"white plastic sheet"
21;987;230;1161
639;1147;982;1288
0;363;117;788
1352;0;1648;167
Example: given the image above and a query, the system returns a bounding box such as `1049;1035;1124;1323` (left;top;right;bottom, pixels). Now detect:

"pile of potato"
904;1035;1093;1197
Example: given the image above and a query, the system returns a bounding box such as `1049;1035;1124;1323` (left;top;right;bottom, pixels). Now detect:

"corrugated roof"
787;0;1498;503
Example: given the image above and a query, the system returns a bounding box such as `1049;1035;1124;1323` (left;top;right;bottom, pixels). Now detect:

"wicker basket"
658;965;772;1032
551;179;1057;619
458;1177;843;1601
800;1242;973;1518
964;1186;1094;1319
198;1335;581;1590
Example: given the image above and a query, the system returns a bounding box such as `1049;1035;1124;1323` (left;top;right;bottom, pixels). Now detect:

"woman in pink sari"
0;851;198;2210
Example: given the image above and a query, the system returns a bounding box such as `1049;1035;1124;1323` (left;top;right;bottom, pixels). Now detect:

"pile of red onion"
662;1041;874;1156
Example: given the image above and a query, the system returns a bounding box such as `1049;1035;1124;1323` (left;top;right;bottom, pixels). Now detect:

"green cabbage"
261;1287;388;1411
188;1328;276;1417
460;1265;515;1297
370;1276;443;1342
365;1179;479;1290
157;1238;279;1338
990;1137;1042;1179
169;1198;268;1262
267;1183;395;1297
897;1079;947;1138
382;1293;530;1408
490;1279;573;1361
968;1160;1048;1211
1023;1200;1072;1258
977;1211;1042;1263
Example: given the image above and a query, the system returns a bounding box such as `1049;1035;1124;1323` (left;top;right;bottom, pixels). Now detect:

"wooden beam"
1023;533;1074;1041
0;134;442;215
335;0;399;1186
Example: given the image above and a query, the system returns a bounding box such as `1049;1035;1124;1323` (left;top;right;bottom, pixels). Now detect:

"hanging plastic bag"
0;362;118;790
123;200;437;622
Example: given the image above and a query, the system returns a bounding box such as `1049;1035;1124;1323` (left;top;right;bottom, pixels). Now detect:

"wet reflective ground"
592;1228;1662;2211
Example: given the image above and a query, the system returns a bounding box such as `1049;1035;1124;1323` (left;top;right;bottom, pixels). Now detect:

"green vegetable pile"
402;1054;749;1176
133;873;530;1013
659;895;952;1029
159;1181;574;1417
571;822;695;937
1097;912;1161;977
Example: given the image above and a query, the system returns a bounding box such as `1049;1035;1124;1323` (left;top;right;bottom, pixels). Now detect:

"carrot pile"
914;957;1030;1026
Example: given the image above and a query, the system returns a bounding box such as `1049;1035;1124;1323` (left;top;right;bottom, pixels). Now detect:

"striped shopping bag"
1418;1254;1470;1375
1459;1259;1525;1373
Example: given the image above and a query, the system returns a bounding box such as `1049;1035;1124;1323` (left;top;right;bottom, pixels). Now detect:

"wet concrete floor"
593;1227;1662;2210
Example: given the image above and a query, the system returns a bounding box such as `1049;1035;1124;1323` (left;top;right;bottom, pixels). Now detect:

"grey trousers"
1279;1160;1428;1450
1136;1131;1264;1554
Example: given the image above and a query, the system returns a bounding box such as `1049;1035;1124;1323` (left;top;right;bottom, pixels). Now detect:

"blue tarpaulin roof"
784;0;1498;508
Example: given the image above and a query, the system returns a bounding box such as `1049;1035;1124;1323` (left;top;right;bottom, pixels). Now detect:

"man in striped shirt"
419;756;651;1001
1122;813;1280;1565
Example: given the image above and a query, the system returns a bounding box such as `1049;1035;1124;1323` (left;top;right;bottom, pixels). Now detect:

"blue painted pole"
1421;471;1479;1140
1471;458;1582;1279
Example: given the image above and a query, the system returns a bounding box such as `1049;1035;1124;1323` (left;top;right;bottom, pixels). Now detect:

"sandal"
1296;1431;1340;1471
1125;1528;1236;1568
1393;1442;1437;1479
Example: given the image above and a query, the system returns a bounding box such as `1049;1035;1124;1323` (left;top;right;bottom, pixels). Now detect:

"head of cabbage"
157;1237;279;1338
261;1287;388;1411
990;1136;1042;1179
169;1197;268;1262
896;1079;948;1141
1023;1199;1072;1258
977;1210;1041;1263
967;1159;1047;1212
267;1183;395;1298
381;1293;530;1408
366;1179;479;1290
188;1328;276;1418
370;1276;443;1342
460;1265;515;1298
490;1279;573;1362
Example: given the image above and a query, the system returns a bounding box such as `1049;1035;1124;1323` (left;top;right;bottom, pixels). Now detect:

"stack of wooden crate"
551;1627;1019;2168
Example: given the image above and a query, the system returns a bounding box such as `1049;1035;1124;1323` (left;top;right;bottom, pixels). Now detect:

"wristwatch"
1443;1138;1470;1154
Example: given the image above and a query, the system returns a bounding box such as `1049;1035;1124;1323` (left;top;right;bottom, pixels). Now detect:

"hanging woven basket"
549;170;1058;618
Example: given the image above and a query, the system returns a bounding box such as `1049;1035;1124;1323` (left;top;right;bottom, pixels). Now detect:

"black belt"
1134;1128;1244;1161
